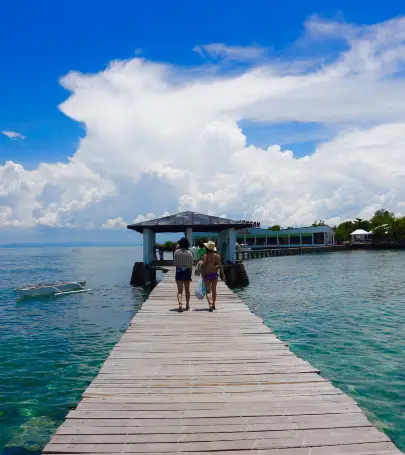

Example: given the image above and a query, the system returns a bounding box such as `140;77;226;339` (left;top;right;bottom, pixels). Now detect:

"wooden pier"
44;268;401;455
235;246;343;261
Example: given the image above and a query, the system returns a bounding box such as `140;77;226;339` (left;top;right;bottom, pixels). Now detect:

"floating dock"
44;268;402;455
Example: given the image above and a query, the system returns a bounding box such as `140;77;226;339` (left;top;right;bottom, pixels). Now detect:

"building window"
314;232;325;244
279;236;288;245
290;235;300;245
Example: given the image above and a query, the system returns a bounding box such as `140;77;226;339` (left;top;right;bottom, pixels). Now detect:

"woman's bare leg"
205;280;213;311
176;281;183;311
184;281;191;309
211;279;218;309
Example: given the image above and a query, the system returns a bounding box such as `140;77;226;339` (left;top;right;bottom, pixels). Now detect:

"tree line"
314;209;405;243
155;241;177;250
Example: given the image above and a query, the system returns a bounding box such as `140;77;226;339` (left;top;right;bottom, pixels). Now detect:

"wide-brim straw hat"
204;241;217;252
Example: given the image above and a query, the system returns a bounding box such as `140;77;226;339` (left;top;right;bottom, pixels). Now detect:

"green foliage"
312;220;326;226
155;241;177;250
370;209;395;229
268;225;281;231
392;217;405;242
334;221;354;242
354;218;371;231
332;209;405;244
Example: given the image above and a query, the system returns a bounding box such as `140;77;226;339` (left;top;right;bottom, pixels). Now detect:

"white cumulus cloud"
132;212;171;224
102;217;128;229
2;130;25;140
2;16;405;231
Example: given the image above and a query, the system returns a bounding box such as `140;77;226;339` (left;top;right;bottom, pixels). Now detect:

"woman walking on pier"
203;241;221;312
173;237;193;312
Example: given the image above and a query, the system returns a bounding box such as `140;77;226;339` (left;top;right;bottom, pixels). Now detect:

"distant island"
0;242;141;248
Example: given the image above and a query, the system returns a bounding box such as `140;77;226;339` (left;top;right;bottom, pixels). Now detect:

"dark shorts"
204;272;219;281
175;267;192;282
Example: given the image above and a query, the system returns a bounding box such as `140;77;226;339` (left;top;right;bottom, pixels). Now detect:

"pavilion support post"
143;229;153;265
220;230;227;260
228;228;236;263
131;229;156;286
223;228;241;288
217;231;224;256
151;231;156;261
186;228;193;246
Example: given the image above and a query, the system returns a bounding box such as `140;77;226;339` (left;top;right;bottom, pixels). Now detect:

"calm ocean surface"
0;247;404;454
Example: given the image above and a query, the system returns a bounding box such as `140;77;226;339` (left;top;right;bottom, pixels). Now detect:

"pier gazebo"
127;211;252;285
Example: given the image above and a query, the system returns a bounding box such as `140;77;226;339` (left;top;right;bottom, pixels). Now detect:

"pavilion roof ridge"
127;211;252;234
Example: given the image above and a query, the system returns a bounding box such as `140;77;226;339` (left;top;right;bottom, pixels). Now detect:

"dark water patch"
2;446;41;455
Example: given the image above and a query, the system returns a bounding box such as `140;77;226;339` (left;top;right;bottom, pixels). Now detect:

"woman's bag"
195;278;206;300
194;260;203;276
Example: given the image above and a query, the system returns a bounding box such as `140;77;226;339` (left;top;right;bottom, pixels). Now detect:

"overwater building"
193;225;336;248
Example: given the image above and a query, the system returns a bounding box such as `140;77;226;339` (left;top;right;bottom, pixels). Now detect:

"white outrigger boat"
15;280;89;299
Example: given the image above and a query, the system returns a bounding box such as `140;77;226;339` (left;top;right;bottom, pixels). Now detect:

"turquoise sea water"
0;247;404;453
0;246;150;454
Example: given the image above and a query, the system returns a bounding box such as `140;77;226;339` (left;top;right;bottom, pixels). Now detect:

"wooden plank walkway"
44;268;402;455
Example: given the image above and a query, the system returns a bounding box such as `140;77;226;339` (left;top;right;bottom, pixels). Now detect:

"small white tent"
350;229;371;242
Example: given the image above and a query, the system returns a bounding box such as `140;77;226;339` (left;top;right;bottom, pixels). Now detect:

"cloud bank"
2;16;405;230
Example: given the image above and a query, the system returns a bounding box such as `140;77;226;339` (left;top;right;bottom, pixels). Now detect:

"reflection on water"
235;250;405;451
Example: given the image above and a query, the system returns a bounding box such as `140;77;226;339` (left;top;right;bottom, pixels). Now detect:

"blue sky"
2;0;405;243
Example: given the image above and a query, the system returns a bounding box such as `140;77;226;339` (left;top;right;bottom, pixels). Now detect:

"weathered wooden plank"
66;404;361;419
100;362;315;370
43;426;390;453
84;385;340;395
51;426;385;444
41;443;403;455
83;389;343;400
60;413;368;428
56;414;371;434
92;372;326;382
98;369;321;377
75;395;355;411
86;381;335;389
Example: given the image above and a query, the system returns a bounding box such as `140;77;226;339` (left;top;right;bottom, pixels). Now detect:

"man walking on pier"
190;244;198;265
